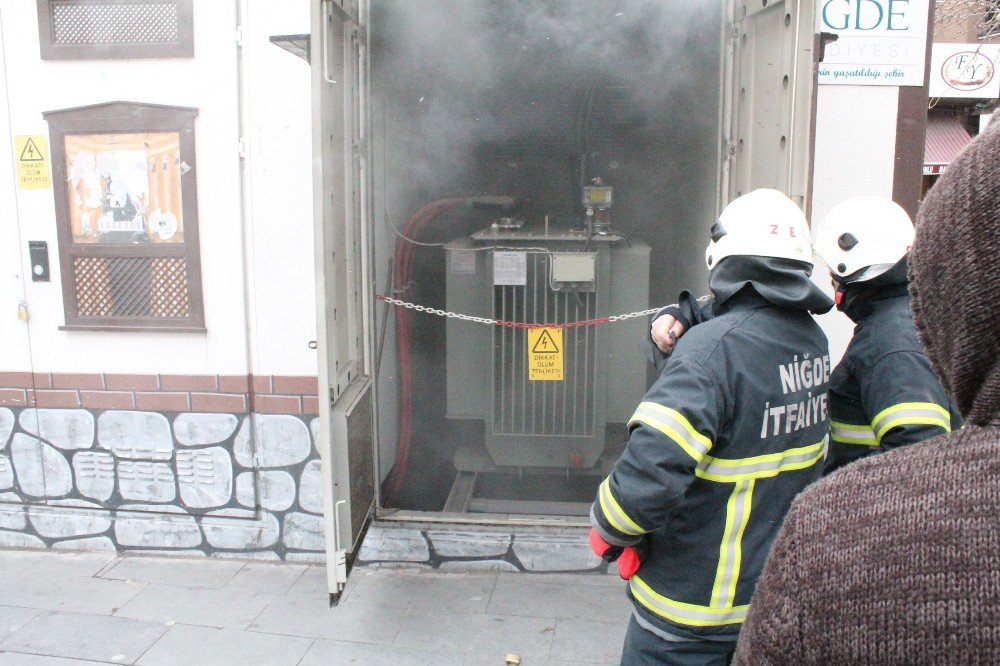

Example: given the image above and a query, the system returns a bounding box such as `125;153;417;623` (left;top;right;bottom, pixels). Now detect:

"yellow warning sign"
528;327;563;381
15;135;50;189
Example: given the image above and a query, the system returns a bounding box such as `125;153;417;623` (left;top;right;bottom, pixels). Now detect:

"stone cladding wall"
356;524;608;574
0;404;325;561
0;373;604;573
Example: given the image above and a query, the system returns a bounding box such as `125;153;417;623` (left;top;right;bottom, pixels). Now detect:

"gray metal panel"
606;242;651;423
330;377;375;550
727;0;817;209
312;0;375;600
445;238;491;420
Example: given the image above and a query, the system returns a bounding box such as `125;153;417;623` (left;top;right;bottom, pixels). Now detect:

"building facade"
0;0;940;567
0;1;324;560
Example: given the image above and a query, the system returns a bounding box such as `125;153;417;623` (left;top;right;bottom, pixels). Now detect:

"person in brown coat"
732;119;1000;665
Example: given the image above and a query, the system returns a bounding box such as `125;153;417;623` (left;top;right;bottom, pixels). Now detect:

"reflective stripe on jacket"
593;291;830;640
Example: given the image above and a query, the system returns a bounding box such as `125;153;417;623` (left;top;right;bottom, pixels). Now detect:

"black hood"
710;256;834;315
837;256;911;322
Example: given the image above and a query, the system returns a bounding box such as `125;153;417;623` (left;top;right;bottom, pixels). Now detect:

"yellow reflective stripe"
598;477;645;536
628;402;712;463
830;420;878;446
694;437;827;482
630;575;749;627
876;416;952;442
871;402;952;442
871;401;950;426
711;480;754;608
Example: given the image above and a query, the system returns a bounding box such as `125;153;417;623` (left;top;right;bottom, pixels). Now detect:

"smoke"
374;0;721;216
370;0;724;509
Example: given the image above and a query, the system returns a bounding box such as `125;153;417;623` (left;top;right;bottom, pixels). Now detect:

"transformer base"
443;445;617;516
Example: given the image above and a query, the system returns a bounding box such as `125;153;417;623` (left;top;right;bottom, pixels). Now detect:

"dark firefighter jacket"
594;257;834;641
824;261;961;473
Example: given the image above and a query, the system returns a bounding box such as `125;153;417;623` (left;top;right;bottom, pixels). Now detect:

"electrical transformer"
445;223;650;479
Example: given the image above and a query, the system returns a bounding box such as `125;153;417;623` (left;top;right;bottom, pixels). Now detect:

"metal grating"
51;1;179;45
74;255;189;319
493;252;598;437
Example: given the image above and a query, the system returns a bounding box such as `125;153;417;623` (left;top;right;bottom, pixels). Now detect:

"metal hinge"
333;498;349;586
238;138;247;159
235;26;244;47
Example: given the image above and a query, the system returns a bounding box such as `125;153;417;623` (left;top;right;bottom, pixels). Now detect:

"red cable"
385;199;464;506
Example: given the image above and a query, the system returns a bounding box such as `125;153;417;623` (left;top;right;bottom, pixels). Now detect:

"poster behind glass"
65;132;185;245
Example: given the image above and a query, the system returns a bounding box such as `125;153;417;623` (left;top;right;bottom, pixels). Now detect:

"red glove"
589;529;644;580
590;528;618;558
617;547;642;580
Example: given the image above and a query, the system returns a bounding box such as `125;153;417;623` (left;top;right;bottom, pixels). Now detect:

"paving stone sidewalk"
0;549;631;665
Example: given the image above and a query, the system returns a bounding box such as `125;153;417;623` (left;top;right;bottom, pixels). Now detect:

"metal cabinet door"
311;0;376;603
722;0;818;214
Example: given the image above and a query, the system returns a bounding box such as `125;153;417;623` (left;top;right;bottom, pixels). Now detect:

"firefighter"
650;197;961;473
592;189;834;665
811;196;960;472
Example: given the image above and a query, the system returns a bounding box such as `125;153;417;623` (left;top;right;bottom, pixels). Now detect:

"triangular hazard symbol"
19;138;43;162
532;329;559;354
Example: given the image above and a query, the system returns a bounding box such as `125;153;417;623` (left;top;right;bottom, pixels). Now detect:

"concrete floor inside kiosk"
370;0;722;513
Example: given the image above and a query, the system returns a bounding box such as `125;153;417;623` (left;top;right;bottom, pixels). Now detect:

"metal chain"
377;295;497;325
376;294;661;329
607;308;664;322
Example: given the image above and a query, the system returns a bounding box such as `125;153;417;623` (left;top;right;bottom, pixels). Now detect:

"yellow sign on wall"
15;135;50;189
527;327;564;381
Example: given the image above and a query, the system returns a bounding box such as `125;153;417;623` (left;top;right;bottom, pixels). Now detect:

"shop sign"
818;0;930;86
929;44;1000;99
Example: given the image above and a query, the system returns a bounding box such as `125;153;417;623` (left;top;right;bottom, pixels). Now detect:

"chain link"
377;295;497;325
608;308;664;322
376;294;661;329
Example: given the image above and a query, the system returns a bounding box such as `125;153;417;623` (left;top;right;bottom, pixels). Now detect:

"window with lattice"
36;0;193;60
45;102;205;331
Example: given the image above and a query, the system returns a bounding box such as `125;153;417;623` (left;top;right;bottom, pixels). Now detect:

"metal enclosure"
446;234;650;471
311;0;819;594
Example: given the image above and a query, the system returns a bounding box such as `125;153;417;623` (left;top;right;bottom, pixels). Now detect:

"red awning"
924;113;973;175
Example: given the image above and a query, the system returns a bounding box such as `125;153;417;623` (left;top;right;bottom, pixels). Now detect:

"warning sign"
528;327;564;381
15;135;50;189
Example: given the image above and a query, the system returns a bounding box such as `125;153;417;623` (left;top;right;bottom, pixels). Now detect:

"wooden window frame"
45;101;206;332
36;0;194;61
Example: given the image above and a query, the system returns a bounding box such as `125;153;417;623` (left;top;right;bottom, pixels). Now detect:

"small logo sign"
941;51;995;93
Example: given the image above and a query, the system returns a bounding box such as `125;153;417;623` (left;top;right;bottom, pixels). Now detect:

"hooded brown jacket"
733;120;1000;665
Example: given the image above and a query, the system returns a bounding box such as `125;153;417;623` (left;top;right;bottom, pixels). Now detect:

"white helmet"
705;189;813;270
813;197;914;283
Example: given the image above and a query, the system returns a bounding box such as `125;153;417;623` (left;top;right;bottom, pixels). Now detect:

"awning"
924;113;973;176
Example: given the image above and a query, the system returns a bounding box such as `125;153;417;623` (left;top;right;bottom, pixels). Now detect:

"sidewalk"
0;549;630;665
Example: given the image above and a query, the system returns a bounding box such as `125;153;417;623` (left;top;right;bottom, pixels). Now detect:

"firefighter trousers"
620;615;735;666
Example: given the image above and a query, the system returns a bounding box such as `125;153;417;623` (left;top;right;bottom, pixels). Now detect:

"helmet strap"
834;285;846;308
